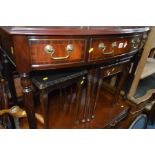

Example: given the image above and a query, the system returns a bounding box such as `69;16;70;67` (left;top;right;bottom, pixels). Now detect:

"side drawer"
29;38;86;66
88;35;142;61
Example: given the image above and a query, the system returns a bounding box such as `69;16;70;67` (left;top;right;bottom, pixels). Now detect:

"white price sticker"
124;42;128;48
118;43;124;48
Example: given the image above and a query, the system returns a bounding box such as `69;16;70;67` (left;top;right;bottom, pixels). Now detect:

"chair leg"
0;78;9;128
59;87;63;111
68;86;74;113
65;86;74;114
0;78;16;128
82;74;93;123
91;78;103;119
148;103;155;125
8;115;16;129
40;90;49;129
112;65;129;105
75;78;83;123
63;88;69;113
1;55;17;106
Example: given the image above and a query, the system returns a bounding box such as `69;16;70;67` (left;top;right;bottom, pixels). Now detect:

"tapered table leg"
75;78;83;123
20;73;36;129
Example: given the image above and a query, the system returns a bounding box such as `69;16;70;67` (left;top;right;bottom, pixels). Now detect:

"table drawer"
88;35;142;61
100;64;124;77
29;38;86;65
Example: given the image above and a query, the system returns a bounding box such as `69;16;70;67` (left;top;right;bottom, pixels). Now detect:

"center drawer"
100;64;124;77
29;38;86;66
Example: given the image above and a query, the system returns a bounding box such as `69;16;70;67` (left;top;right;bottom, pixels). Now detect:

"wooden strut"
91;78;103;119
84;74;93;122
75;78;83;123
130;89;155;105
0;106;44;125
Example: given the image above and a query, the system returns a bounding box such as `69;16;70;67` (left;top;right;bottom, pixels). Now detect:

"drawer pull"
131;38;140;49
103;42;117;55
98;42;115;55
107;71;111;76
44;44;73;60
112;42;117;48
44;45;54;54
66;44;74;52
98;42;106;51
98;42;112;55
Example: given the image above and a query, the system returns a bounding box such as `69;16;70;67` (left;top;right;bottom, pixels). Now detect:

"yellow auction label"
81;80;84;85
11;47;14;54
89;48;94;53
112;68;115;72
43;77;48;81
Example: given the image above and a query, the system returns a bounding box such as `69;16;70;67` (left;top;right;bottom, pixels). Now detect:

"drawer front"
29;38;86;65
100;64;124;77
88;35;142;61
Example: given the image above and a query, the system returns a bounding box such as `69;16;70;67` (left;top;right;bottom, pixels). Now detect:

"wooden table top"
0;26;150;35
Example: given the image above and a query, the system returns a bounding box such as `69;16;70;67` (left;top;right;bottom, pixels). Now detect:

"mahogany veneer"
29;38;86;65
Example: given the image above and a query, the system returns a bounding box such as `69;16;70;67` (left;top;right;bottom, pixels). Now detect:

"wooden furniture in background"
127;27;155;124
0;77;44;128
128;27;155;99
140;57;155;79
32;69;87;128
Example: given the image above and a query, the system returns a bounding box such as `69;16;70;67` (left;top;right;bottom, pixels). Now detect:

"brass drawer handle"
98;42;116;55
98;42;106;51
44;44;54;54
98;42;112;54
106;68;115;76
44;44;73;60
112;68;115;72
103;42;117;55
131;38;140;49
107;71;111;76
